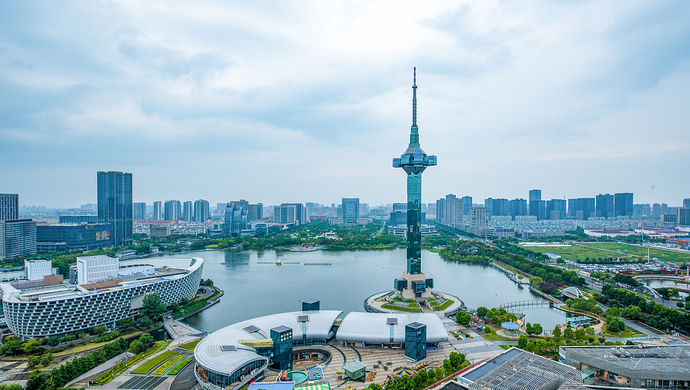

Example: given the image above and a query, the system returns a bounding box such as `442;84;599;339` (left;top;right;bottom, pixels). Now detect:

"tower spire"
410;67;419;146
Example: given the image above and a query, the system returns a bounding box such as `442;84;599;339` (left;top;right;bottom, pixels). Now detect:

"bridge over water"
499;300;552;310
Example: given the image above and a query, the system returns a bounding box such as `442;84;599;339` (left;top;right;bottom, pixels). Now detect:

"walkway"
164;316;206;345
65;351;133;387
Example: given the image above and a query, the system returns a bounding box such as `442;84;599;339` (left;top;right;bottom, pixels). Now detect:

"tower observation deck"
392;68;437;300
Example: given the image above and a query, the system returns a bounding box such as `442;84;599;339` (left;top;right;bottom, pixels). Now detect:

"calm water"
126;248;571;332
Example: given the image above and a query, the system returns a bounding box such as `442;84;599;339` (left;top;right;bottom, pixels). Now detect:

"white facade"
77;255;119;285
25;259;52;281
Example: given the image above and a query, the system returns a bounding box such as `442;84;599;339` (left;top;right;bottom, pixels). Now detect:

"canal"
126;248;572;332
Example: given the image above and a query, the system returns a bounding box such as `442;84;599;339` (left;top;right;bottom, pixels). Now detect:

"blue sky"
1;1;689;208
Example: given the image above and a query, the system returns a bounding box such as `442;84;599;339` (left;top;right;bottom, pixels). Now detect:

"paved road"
169;363;197;390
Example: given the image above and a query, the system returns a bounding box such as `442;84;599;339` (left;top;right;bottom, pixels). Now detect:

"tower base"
395;272;432;301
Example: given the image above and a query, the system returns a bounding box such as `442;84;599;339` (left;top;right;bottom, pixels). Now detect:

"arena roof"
460;348;580;390
335;312;448;344
561;345;690;378
195;310;343;376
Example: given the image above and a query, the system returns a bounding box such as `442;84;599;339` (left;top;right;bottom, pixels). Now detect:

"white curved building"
1;257;203;339
336;312;447;347
194;310;342;390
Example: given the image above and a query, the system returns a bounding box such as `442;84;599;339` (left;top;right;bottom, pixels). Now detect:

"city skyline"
2;2;690;207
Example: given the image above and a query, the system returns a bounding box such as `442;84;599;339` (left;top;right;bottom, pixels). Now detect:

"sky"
1;1;689;208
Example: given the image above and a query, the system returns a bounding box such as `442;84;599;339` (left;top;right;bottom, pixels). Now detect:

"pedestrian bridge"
559;287;583;300
499;300;552;310
633;274;689;281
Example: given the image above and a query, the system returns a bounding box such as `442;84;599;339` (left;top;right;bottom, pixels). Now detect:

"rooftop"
0;258;202;303
461;348;580;390
562;345;690;375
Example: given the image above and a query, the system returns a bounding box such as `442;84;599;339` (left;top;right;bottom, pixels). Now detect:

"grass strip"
132;351;178;374
381;304;420;313
152;355;185;375
179;339;201;350
167;358;193;376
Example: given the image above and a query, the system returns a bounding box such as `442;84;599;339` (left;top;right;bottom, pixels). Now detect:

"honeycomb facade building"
0;257;203;339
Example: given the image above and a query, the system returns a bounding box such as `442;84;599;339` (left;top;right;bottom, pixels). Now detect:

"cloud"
1;0;689;206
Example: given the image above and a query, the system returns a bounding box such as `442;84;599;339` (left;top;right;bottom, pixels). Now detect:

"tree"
41;352;54;367
140;317;154;329
90;325;107;335
28;355;40;369
443;359;453;373
574;328;586;340
530;276;544;287
25;370;47;390
477;307;489;318
46;337;60;347
141;293;166;320
518;335;528;349
449;352;464;369
677;302;685;309
563;327;574;339
525;323;534;335
456;311;471;326
369;384;383;390
585;327;595;336
23;339;40;355
2;338;24;355
129;340;143;354
552;326;561;338
532;323;543;336
116;317;136;331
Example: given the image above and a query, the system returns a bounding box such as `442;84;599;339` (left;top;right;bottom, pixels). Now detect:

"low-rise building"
1;257;203;339
453;347;583;390
559;345;690;389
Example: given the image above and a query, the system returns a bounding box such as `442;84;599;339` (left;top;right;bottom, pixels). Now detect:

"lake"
125;248;571;332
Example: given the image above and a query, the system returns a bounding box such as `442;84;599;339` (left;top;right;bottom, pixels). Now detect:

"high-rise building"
224;201;248;236
216;203;226;213
684;198;690;209
652;203;661;217
194;199;210;222
469;207;487;228
97;171;132;246
437;195;462;228
183;201;193;222
614;193;633;217
529;189;541;202
546;199;567;220
462;196;472;216
164;200;181;221
632;203;651;217
0;219;36;259
342;198;360;223
528;190;546;220
273;203;306;225
510;198;527;218
485;198;509;217
133;202;146;221
0;194;19;220
568;198;595;220
248;203;263;221
678;208;690;226
392;68;436;301
596;194;614;218
153;201;162;221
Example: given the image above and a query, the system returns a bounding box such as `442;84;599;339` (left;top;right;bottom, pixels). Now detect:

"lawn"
381;304;420;313
179;339;201;350
524;243;690;263
167;358;193;375
433;299;454;311
152;355;185;375
132;351;178;374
